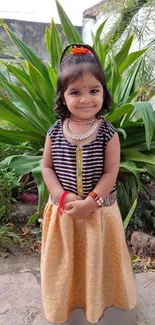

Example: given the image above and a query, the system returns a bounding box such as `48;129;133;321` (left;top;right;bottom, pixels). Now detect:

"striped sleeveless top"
48;119;117;199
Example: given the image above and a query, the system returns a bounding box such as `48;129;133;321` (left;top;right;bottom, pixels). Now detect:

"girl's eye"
70;91;80;95
91;89;99;94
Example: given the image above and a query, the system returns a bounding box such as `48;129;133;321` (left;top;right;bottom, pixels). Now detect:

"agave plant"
0;0;155;227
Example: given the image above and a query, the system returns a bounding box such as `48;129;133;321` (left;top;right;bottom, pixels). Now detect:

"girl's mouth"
77;106;95;109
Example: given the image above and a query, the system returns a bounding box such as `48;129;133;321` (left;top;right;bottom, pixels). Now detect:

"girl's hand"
64;196;97;219
63;192;81;206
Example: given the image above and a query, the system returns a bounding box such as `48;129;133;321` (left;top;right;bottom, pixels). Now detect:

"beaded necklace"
63;119;98;141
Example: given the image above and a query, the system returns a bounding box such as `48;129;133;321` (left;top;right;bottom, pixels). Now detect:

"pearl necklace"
68;118;97;125
63;119;98;140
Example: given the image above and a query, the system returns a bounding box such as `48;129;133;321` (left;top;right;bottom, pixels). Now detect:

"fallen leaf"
21;226;31;236
132;255;141;262
33;241;41;252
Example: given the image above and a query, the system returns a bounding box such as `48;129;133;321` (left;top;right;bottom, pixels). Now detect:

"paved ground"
0;252;155;325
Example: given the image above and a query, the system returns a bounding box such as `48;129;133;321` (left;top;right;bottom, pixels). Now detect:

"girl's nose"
79;94;91;103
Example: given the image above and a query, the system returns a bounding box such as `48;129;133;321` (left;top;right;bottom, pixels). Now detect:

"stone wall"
0;19;82;61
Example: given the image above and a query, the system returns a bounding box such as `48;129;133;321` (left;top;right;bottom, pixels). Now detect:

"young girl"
41;44;136;325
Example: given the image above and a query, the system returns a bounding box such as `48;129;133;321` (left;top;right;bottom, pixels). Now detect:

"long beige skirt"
41;199;136;324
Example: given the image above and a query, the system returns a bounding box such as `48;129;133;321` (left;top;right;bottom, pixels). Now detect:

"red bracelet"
88;191;104;207
58;191;69;215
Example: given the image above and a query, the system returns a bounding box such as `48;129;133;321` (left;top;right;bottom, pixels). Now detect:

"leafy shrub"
0;118;25;161
0;142;25;162
0;167;19;223
0;223;20;247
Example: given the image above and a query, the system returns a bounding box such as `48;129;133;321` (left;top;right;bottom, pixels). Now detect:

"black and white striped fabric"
48;119;116;198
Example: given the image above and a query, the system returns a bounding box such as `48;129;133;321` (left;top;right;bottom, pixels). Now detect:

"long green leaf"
120;126;155;148
7;64;35;94
119;49;146;74
0;101;37;131
2;155;42;175
105;35;134;82
32;161;48;212
93;39;106;67
3;25;51;83
0;93;23;117
4;83;47;134
123;198;138;230
117;181;132;219
50;19;62;71
122;148;155;165
109;53;122;97
0;65;53;124
133;102;155;150
107;104;134;123
0;71;20;103
114;35;134;68
119;161;140;227
7;64;55;124
118;58;143;105
27;62;54;110
47;65;57;91
132;141;155;152
0;129;44;146
145;164;155;180
27;212;40;225
120;161;143;176
116;128;127;139
55;0;83;44
94;20;108;44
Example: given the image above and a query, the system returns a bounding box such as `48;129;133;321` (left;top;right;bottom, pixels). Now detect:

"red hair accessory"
72;47;92;55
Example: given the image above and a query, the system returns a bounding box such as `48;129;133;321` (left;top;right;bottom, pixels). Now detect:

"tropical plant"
0;167;19;223
0;0;155;228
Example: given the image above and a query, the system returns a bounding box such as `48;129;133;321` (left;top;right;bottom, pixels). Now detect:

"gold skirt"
41;200;136;324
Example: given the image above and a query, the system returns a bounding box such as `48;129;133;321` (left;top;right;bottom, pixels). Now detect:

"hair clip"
71;47;92;55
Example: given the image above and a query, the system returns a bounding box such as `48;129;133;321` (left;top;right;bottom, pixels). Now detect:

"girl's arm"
85;131;120;207
93;131;120;197
42;135;80;204
42;135;64;202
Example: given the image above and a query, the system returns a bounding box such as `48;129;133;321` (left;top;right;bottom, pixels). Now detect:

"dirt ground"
1;247;155;325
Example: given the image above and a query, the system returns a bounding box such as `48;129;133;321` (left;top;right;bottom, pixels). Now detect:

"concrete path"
0;253;155;325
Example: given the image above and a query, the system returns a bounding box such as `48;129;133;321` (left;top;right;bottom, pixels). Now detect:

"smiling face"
63;72;104;121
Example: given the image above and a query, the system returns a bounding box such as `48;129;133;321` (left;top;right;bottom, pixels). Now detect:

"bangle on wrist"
88;191;104;207
58;191;69;214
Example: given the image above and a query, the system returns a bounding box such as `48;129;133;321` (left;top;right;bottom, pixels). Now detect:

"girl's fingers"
64;203;73;210
64;206;75;214
64;210;73;216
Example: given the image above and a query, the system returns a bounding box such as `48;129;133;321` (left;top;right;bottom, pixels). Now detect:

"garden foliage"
0;0;155;227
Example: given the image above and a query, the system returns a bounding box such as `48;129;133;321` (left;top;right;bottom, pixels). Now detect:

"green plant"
0;0;155;228
0;167;19;223
0;119;25;161
0;142;26;161
0;224;20;247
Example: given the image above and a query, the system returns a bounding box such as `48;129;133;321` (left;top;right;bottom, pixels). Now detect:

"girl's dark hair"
54;44;112;120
